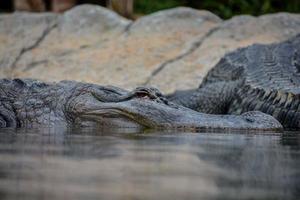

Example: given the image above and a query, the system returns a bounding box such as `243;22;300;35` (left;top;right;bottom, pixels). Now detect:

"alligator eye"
136;91;149;98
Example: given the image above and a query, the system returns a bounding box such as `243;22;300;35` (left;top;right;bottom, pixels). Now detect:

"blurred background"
0;0;299;19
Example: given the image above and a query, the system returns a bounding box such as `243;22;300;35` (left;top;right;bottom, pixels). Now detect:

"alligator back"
0;78;50;97
202;34;300;128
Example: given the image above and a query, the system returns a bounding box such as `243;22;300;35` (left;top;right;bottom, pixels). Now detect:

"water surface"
0;128;299;200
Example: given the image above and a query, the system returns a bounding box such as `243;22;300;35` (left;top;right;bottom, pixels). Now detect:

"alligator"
169;34;300;129
0;79;281;130
1;35;299;131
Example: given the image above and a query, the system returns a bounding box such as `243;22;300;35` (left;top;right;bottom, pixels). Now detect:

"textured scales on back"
206;34;300;128
169;34;300;129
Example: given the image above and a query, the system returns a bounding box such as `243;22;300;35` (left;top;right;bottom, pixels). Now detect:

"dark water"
0;128;299;200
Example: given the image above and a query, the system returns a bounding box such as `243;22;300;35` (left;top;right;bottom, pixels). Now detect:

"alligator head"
67;86;173;130
66;85;282;131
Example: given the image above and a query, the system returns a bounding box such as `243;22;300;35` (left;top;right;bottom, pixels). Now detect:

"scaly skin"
168;34;300;129
0;79;281;130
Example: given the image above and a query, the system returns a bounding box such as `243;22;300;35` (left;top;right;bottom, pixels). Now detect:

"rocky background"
0;4;300;93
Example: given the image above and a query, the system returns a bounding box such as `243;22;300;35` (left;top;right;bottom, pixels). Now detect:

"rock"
0;5;300;93
1;4;131;83
58;4;130;35
0;12;58;76
2;6;220;89
127;7;221;34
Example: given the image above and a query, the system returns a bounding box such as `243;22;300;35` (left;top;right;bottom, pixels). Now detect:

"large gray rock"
0;12;58;76
128;7;221;34
0;5;300;93
0;4;131;79
58;4;130;35
2;6;221;89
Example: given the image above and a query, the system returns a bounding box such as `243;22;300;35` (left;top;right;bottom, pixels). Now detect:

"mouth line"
82;107;150;128
85;107;132;117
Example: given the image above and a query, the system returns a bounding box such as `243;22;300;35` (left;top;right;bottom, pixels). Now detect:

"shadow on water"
0;127;299;200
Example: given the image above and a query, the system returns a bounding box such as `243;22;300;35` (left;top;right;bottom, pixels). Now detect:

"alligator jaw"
80;108;145;129
77;98;283;131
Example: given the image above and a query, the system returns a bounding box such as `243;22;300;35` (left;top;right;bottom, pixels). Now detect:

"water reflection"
0;128;299;200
